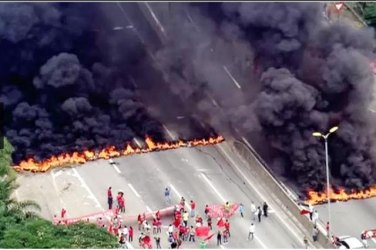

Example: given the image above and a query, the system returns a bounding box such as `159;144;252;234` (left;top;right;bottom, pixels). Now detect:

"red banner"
207;203;240;218
196;226;210;237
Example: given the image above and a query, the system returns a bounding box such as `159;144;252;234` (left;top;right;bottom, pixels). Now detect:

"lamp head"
312;132;322;137
329;126;338;133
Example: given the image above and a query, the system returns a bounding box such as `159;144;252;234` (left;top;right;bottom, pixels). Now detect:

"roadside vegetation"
0;138;118;248
351;2;376;28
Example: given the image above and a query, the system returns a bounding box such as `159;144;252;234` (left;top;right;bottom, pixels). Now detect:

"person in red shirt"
179;224;186;240
190;200;196;217
224;220;230;237
152;218;158;234
156;210;161;221
156;218;162;234
107;187;113;209
129;226;134;242
137;214;143;231
119;196;125;213
204;205;210;218
61;208;66;218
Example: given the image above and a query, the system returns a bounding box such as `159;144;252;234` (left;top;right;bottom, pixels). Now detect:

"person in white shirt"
168;224;174;235
122;226;129;240
248;223;256;240
250;201;256;221
312;210;319;225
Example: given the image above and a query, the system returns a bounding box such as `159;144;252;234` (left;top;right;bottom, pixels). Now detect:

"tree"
0;137;118;248
353;2;376;28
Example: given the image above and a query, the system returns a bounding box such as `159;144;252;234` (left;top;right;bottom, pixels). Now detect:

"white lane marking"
169;184;191;212
200;170;267;248
163;124;176;140
128;183;141;198
146;206;153;213
371;238;376;244
216;143;303;245
72;168;102;210
115;3;145;45
50;170;65;208
200;173;226;203
113;164;121;174
144;2;166;36
223;65;242;89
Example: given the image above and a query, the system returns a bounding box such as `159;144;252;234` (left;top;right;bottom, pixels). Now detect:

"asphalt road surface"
16;142;313;249
315;198;376;248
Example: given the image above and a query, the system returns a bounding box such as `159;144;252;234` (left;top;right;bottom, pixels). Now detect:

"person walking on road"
128;226;134;242
190;200;196;217
223;230;229;244
154;236;161;249
262;202;268;217
224;220;231;237
250;201;256;221
326;221;330;237
308;203;314;221
207;216;212;230
239;203;245;218
204;205;210;218
312;226;319;242
107;187;113;210
217;231;222;246
312;210;319;225
257;206;262;222
303;236;309;249
189;226;195;242
165;187;171;204
183;210;189;227
248;223;255;240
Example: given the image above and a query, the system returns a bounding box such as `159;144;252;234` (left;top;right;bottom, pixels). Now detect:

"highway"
16;142;312;249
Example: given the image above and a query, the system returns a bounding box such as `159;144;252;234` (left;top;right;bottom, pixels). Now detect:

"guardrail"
230;139;335;249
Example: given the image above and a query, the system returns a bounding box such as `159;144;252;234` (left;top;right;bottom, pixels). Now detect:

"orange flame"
306;185;376;205
13;136;225;173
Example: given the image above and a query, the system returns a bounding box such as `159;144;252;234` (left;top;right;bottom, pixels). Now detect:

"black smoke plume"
0;3;169;163
147;2;376;191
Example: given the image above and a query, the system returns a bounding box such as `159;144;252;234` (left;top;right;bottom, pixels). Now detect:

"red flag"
195;226;210;237
217;218;225;227
204;233;215;241
300;209;310;215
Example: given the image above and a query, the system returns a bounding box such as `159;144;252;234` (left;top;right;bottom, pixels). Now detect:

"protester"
168;224;174;236
165;187;171;204
107;187;113;210
250;201;256;221
204;205;210;217
223;230;229;244
239;203;245;218
225;219;231;237
303;236;309;249
128;226;134;242
326;221;330;237
207;216;212;230
154;236;161;249
189;226;195;242
308;203;314;221
312;226;319;242
180;197;186;207
248;223;255;240
183;210;189;227
152;219;158;234
156;218;162;234
217;230;222;246
257;206;262;222
262;202;268;217
119;233;126;248
312;210;319;225
137;214;143;231
224;201;230;213
190;200;196;217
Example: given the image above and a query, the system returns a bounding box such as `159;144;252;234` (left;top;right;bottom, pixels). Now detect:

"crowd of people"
102;186;273;249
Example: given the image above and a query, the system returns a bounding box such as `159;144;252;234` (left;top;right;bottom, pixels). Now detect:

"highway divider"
228;138;335;249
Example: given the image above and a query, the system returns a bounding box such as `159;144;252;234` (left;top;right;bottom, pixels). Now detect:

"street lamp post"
312;126;338;239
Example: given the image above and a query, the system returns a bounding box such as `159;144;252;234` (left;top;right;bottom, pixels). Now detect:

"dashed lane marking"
128;183;141;198
200;173;226;203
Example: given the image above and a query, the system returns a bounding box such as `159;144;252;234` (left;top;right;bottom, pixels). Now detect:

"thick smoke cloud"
149;2;376;191
1;2;375;192
0;3;165;163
